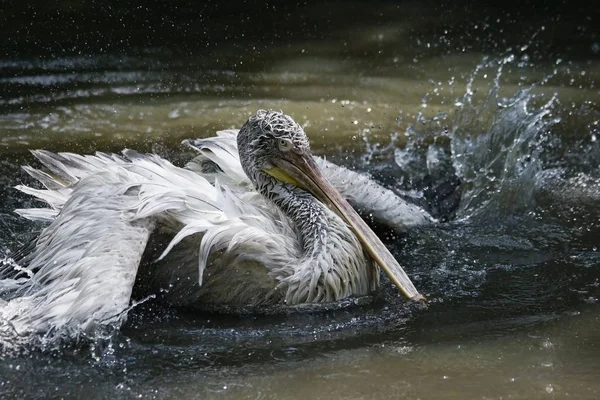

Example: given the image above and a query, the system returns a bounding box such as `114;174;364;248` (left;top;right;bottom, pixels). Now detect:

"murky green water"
1;0;599;398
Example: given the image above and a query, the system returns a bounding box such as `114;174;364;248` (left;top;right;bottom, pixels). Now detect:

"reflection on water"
1;0;599;398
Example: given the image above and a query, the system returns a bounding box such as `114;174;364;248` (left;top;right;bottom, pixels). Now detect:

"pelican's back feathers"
183;130;250;188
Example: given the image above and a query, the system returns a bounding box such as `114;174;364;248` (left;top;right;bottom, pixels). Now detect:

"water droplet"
541;361;553;367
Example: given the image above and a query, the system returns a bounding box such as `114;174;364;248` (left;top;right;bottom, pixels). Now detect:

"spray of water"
388;51;598;223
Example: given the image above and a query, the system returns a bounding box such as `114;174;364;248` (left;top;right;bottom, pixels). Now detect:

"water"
1;0;599;398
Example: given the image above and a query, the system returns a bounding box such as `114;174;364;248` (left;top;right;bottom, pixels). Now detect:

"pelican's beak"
269;150;426;302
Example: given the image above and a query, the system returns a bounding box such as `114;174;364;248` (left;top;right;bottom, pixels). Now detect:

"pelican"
0;110;435;343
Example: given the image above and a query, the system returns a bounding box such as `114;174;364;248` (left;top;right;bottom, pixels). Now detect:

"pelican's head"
237;110;311;189
237;110;425;302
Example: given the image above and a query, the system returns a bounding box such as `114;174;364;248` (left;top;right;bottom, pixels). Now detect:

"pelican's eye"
277;138;293;152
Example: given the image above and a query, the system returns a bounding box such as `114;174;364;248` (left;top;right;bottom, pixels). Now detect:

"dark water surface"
1;0;599;398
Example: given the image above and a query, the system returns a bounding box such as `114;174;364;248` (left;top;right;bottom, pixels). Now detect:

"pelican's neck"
270;183;329;255
265;179;379;303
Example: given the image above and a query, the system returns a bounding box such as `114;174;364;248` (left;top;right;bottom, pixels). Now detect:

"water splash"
389;53;597;222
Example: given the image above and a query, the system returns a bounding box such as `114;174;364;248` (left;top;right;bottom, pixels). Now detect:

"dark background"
1;0;597;65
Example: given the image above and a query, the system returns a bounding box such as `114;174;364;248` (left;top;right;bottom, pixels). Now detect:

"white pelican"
0;110;435;343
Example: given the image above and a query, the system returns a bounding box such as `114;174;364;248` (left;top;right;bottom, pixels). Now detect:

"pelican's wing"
2;152;170;341
184;131;435;232
3;185;154;341
314;158;436;231
1;150;297;344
